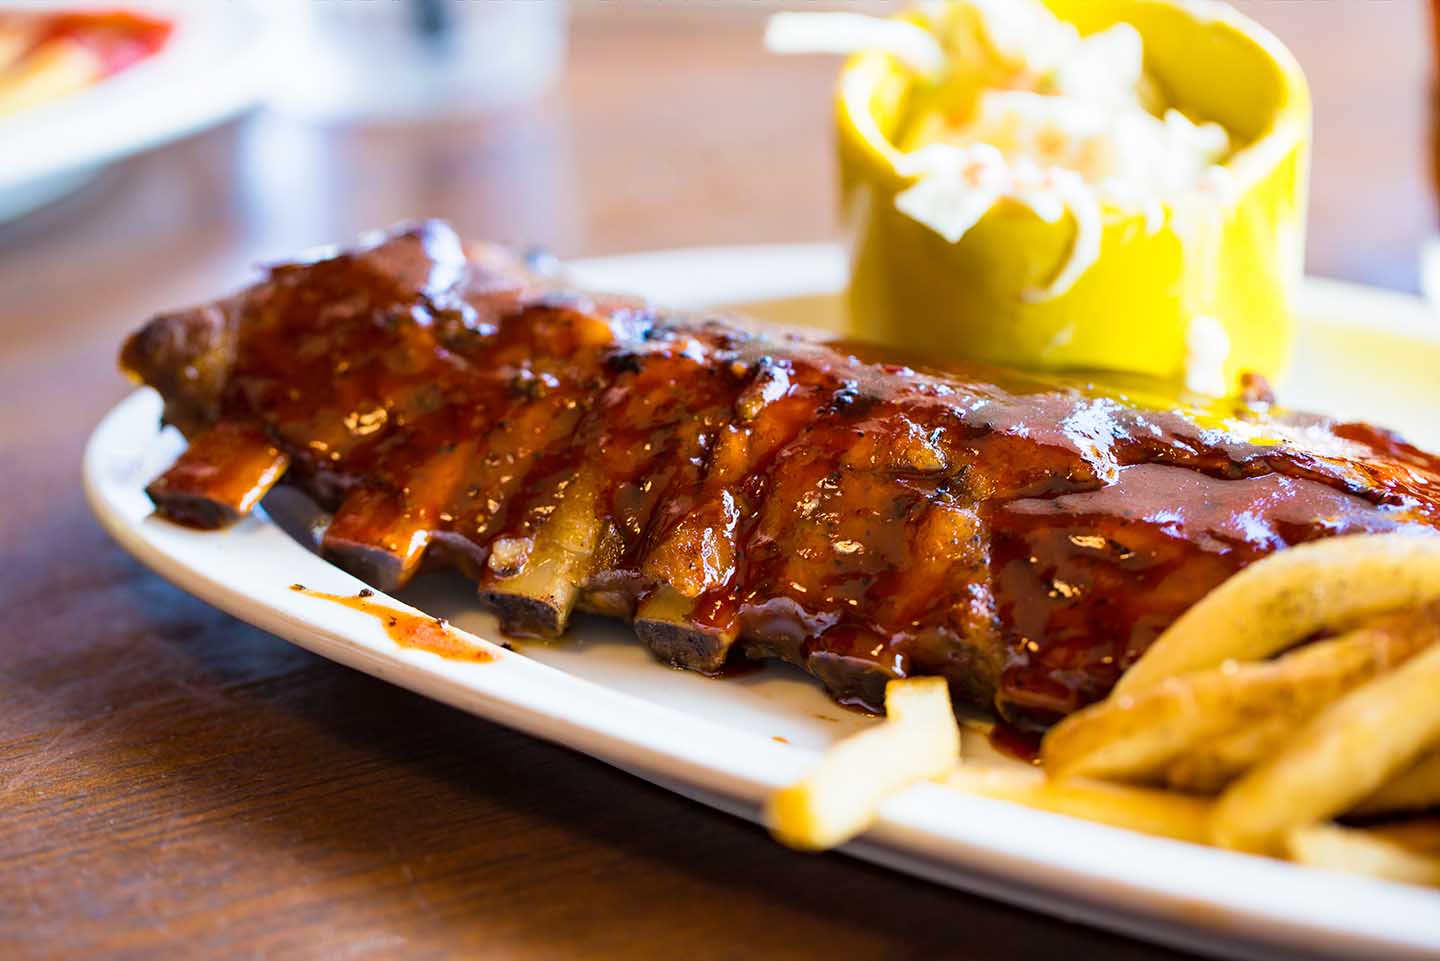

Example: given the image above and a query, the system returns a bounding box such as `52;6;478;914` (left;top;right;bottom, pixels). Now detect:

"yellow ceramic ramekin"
837;0;1310;395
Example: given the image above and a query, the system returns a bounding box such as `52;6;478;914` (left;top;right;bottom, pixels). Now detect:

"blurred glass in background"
269;0;569;120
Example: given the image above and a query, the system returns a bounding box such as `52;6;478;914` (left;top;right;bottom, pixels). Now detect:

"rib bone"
145;420;288;528
478;469;603;636
321;440;477;592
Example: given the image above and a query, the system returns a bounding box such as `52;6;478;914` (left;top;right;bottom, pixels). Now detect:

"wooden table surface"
1;4;1433;959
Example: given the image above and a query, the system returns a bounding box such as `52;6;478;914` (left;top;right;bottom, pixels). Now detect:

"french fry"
1161;714;1292;794
1355;748;1440;817
1114;534;1440;697
946;766;1213;844
1043;615;1436;782
1288;822;1440;888
1212;640;1440;854
767;677;959;850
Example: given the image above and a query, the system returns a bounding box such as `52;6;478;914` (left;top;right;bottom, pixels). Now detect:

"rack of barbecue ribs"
119;221;1440;727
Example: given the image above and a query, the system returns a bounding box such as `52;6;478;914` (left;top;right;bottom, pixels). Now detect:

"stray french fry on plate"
767;678;959;850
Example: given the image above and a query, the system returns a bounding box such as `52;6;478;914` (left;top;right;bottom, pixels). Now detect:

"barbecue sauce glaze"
125;223;1440;727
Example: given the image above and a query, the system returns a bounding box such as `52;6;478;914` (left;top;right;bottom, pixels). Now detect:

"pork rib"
119;222;1440;726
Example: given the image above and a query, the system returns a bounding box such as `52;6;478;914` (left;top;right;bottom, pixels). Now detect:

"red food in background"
0;9;173;117
45;10;173;77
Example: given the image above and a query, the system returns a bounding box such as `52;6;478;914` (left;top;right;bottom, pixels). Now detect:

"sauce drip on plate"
290;586;494;663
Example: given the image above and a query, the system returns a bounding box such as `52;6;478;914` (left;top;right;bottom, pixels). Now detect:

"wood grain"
0;5;1431;959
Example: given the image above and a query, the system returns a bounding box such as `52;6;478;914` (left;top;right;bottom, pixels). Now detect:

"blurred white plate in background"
0;0;278;223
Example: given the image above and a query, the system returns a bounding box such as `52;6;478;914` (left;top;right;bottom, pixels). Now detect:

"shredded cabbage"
766;1;1232;301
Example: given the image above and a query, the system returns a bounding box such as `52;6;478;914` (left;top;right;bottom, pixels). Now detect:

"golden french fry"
1114;534;1440;697
1043;616;1436;783
1355;748;1440;817
1159;608;1440;793
946;766;1213;844
1161;714;1292;794
1212;640;1440;854
767;677;959;850
1288;822;1440;888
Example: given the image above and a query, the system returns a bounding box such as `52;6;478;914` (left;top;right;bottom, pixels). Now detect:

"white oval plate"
85;244;1440;961
0;0;277;220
